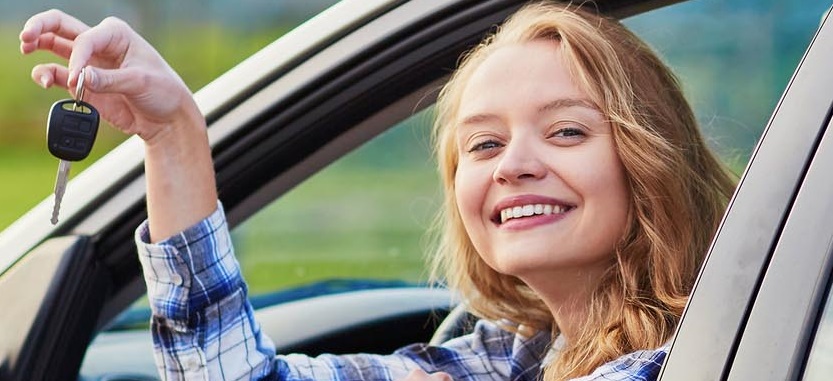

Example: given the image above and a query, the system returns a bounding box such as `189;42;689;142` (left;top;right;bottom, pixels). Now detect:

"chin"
490;254;556;277
489;248;615;280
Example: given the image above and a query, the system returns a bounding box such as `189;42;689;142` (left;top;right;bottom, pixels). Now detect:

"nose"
492;137;547;184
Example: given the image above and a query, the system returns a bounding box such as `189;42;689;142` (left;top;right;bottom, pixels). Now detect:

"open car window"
229;0;830;304
106;0;829;329
231;107;440;300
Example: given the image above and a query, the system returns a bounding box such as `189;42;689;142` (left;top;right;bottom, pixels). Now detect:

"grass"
0;144;119;227
0;22;288;229
232;120;443;294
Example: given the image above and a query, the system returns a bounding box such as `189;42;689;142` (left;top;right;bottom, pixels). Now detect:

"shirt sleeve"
273;319;549;381
136;202;277;380
135;201;551;381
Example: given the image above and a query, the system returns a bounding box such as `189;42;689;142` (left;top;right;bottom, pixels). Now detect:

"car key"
46;67;99;224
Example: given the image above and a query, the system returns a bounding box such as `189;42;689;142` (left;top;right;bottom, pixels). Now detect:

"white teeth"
499;203;570;223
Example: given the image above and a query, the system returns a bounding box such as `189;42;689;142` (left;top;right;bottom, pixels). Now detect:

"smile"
499;204;570;224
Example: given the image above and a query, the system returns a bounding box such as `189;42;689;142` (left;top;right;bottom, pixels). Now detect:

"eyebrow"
539;98;599;113
459;97;600;126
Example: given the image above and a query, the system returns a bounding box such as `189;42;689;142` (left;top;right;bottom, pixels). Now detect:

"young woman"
19;2;734;380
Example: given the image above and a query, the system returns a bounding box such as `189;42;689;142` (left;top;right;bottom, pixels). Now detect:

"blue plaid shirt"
135;202;668;380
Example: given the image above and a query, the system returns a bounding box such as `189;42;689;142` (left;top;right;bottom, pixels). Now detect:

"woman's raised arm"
20;9;217;242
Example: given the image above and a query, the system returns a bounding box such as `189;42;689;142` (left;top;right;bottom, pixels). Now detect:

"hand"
19;9;202;144
20;9;217;241
398;369;453;381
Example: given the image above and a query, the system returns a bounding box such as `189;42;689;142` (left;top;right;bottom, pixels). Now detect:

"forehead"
457;40;592;120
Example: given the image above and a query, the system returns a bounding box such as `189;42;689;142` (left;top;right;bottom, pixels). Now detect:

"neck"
521;264;611;341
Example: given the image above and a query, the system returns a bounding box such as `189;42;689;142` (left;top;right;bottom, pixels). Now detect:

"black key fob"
47;99;100;161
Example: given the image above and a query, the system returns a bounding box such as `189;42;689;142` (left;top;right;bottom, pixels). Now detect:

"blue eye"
468;140;502;152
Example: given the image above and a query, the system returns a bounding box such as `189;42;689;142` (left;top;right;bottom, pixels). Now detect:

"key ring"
74;67;87;110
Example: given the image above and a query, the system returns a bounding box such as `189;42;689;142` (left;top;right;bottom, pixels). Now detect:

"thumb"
85;66;145;95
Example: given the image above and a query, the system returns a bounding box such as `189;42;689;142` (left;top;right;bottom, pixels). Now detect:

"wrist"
142;101;218;242
142;96;206;149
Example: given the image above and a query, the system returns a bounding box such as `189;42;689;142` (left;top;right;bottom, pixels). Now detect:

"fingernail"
39;75;49;88
67;69;76;88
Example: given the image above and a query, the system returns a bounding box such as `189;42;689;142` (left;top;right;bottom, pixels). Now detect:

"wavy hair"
430;2;736;379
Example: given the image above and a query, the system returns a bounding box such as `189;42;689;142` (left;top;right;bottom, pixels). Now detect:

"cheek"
453;162;499;267
453;162;493;233
590;157;631;237
570;148;631;235
454;163;482;219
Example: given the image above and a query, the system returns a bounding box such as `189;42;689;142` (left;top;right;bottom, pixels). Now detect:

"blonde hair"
430;2;735;379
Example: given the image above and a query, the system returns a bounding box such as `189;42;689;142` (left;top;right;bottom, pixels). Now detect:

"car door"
1;1;683;380
660;6;833;381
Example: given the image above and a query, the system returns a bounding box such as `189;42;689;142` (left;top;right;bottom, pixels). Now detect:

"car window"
231;107;440;300
109;0;830;330
228;0;829;305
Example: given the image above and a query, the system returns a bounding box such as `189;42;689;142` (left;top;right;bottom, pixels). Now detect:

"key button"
79;120;92;133
61;115;78;131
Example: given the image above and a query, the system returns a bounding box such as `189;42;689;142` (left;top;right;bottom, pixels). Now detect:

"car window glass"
231;108;440;300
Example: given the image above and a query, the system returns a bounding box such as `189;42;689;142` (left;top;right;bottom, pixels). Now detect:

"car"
0;0;831;380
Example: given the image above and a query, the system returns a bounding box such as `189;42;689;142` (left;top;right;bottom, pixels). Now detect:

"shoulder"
571;343;669;381
394;319;551;380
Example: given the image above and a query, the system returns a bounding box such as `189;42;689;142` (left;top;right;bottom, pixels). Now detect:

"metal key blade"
51;160;71;225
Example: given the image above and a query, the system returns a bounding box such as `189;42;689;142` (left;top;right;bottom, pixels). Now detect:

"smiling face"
453;40;630;290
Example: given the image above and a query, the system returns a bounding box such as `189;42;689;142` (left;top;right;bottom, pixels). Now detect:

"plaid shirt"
135;203;669;380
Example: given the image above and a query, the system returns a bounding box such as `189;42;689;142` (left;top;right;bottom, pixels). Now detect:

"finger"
402;369;431;381
432;372;453;381
400;370;453;381
20;9;89;53
31;63;69;90
28;33;74;59
67;17;133;87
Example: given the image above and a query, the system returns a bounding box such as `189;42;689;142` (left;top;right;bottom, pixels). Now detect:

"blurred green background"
0;0;338;229
1;1;831;297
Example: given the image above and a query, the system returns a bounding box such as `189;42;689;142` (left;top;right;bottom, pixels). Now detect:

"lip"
490;194;576;226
